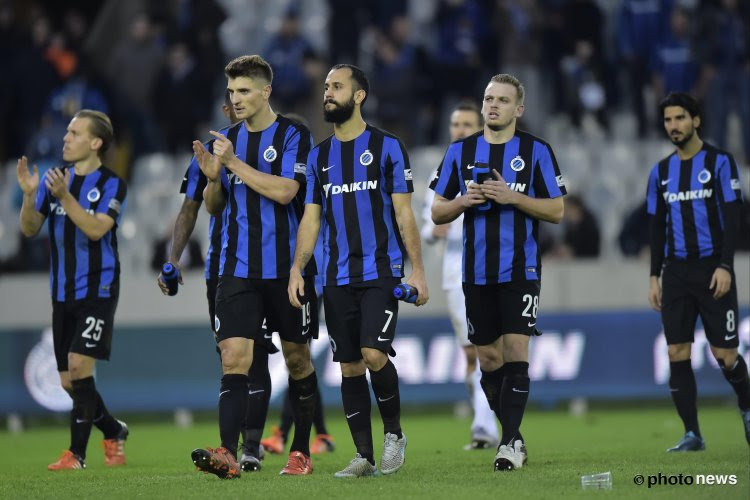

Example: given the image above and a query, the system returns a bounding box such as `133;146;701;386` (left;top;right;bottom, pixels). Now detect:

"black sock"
92;390;122;439
499;362;530;446
669;360;700;436
313;384;328;435
280;390;294;442
341;374;373;464
288;371;318;456
70;377;97;459
480;366;504;423
219;373;249;459
721;355;750;410
242;349;271;458
370;360;402;437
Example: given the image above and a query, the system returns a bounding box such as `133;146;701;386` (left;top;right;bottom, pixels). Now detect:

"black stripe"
64;173;84;300
657;158;672;257
222;125;241;276
318;141;338;283
369;132;392;278
245;129;263;277
49;203;59;300
678;158;698;258
341;139;363;279
272;122;292;277
208;215;222;276
703;148;722;255
461;135;478;283
511;135;534;281
86;172;110;298
485;143;503;282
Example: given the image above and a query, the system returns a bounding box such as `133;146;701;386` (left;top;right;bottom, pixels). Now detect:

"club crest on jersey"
510;155;525;172
263;145;277;163
697;169;711;184
360;149;373;166
87;187;101;203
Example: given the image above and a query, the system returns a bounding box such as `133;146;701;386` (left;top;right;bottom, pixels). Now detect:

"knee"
221;346;251;373
477;347;502;369
667;344;691;362
714;350;738;370
502;339;528;362
284;348;312;377
361;348;387;371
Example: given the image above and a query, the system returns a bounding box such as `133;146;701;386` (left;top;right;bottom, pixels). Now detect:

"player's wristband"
718;263;732;272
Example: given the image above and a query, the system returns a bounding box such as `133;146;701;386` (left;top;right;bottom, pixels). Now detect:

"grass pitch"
1;405;748;499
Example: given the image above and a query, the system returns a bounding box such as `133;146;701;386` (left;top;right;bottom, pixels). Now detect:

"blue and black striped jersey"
180;139;223;279
218;115;313;279
305;125;413;286
646;143;743;260
429;130;566;284
35;165;127;302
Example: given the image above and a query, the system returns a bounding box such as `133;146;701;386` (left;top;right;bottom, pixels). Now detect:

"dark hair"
74;109;114;158
330;63;370;106
659;92;701;120
224;89;231;107
453;101;483;123
225;55;273;83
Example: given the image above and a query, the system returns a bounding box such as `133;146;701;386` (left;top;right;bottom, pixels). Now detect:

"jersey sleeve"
281;125;311;184
429;144;460;199
34;172;51;216
716;152;743;204
384;136;413;194
305;148;322;205
532;141;566;198
98;177;128;223
646;165;660;215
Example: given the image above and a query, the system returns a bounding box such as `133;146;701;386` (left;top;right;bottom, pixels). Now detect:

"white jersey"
421;186;463;290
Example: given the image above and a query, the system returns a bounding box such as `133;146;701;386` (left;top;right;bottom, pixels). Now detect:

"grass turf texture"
1;406;748;499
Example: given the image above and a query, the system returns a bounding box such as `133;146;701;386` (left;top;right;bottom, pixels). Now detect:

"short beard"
323;96;356;123
670;128;694;147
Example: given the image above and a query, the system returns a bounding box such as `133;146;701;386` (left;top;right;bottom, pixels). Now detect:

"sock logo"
248;389;265;395
511;388;529;393
345;412;360;419
377;395;395;402
299;393;314;400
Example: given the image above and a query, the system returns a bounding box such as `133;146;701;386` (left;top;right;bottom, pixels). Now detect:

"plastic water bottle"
393;283;418;303
161;263;179;296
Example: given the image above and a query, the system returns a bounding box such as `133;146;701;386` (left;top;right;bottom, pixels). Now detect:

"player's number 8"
726;310;735;332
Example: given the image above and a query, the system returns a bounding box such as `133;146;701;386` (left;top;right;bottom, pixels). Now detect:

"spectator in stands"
545;194;600;258
263;8;322;112
651;5;701;102
619;200;650;258
617;0;668;137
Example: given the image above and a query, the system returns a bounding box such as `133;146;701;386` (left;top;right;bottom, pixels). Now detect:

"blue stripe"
259;124;279;278
499;138;520;282
525;163;538;280
328;141;349;284
73;172;99;299
717;154;738;202
433;145;457;196
473;138;490;283
185;157;200;199
234;124;250;277
690;152;713;257
667;155;686;257
385;136;409;193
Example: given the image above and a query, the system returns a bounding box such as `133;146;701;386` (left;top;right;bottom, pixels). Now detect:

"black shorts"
323;277;400;362
463;280;541;346
661;258;739;348
52;292;119;371
214;275;317;345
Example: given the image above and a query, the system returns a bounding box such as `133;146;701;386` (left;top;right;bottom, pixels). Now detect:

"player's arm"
393;193;429;306
432;185;488;224
288;204;322;309
46;168;115;240
711;154;743;299
209;130;299;205
193;140;225;215
647;169;666;311
481;169;564;223
17;156;45;237
157;197;201;293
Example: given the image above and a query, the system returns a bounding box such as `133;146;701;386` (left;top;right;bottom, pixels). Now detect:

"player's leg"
192;276;259;478
662;261;703;451
241;344;271;471
360;278;405;475
275;277;318;475
326;285;376;477
700;276;750;444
